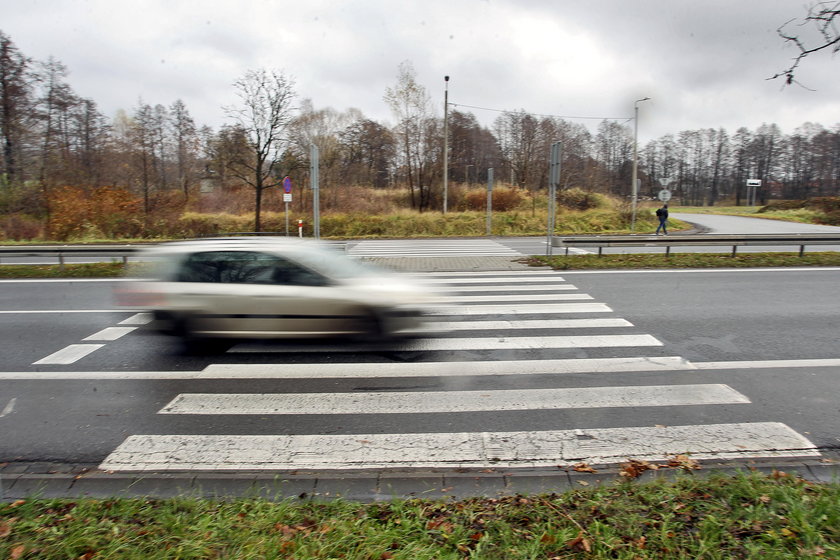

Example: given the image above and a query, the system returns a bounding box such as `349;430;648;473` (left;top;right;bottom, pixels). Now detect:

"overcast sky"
3;0;839;142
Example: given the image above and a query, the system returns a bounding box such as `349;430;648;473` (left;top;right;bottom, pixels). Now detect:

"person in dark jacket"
655;204;669;235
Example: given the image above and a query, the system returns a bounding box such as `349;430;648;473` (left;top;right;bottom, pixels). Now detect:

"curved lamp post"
631;96;650;231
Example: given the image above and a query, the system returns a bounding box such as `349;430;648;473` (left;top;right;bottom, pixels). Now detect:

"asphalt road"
1;214;839;498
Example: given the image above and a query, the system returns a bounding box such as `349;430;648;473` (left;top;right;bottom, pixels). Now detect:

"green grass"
526;251;840;270
0;262;125;279
1;472;838;559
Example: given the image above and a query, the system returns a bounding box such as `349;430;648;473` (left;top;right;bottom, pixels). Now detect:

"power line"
448;102;632;123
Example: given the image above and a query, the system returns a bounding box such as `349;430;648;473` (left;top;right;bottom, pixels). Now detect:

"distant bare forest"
2;30;839;239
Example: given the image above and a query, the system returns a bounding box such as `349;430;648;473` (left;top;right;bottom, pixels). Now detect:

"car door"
173;250;365;337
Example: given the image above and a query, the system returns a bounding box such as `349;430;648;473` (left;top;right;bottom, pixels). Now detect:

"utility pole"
443;75;449;214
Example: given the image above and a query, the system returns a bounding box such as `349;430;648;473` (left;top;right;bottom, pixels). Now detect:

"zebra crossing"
99;269;820;472
347;238;523;257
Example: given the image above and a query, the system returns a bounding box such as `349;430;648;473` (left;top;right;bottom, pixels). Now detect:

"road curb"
3;459;838;502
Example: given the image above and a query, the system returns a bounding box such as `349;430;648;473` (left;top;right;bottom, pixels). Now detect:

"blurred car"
115;237;437;341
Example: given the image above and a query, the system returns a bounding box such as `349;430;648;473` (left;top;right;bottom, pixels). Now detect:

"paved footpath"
3;256;838;502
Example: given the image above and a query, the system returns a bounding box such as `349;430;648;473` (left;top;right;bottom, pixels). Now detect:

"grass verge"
525;251;840;270
0;262;125;279
4;253;840;279
1;472;837;559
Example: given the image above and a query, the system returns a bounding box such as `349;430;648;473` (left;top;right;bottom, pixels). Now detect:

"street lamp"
443;75;450;214
631;96;650;232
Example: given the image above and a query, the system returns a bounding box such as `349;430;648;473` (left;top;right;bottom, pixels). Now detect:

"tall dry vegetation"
1;183;649;241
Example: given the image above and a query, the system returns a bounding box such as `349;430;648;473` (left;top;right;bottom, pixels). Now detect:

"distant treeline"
2;30;838;233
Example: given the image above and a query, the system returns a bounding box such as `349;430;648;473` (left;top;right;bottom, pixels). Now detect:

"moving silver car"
116;237;437;341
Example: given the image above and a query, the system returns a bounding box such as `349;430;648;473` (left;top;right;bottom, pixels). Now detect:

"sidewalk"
362;255;542;272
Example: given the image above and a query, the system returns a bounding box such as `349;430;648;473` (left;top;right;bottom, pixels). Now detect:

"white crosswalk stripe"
100;423;819;472
230;334;663;354
159;384;747;415
98;269;822;472
349;239;523;257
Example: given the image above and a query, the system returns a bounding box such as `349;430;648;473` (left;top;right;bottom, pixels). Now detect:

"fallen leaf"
620;459;654;479
577;480;589;486
666;454;700;471
0;521;10;538
10;544;25;559
10;500;25;508
759;495;771;503
566;532;592;552
572;462;597;473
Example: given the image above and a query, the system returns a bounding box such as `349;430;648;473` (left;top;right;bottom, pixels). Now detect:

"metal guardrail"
551;233;840;257
0;245;140;266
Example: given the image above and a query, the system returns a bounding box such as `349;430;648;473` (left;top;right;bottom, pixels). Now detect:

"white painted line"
229;334;663;353
119;312;153;325
443;284;577;292
0;398;16;418
4;356;839;380
99;422;818;471
83;327;138;341
32;344;105;365
428;318;634;331
557;267;840;275
0;310;124;314
434;293;592;303
159;384;747;415
0;278;135;283
430;303;612;315
0;356;692;380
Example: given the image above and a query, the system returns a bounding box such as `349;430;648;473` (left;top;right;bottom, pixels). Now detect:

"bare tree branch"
771;2;840;86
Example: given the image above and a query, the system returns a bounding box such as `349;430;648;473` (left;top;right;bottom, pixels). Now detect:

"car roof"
143;237;324;254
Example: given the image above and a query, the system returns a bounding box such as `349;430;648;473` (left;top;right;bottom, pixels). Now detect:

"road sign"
658;189;672;202
283;176;292;193
746;179;761;187
283;193;292;202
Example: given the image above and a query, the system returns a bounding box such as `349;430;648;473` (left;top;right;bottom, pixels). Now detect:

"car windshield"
288;245;381;280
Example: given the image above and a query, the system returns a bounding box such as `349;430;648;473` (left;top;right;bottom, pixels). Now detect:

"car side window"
176;251;328;286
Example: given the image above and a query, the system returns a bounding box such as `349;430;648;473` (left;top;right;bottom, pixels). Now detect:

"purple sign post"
282;176;292;236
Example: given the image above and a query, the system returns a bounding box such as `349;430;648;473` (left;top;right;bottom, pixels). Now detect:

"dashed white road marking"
0;398;16;418
99;422;819;471
160;384;748;415
119;312;153;325
32;344;105;365
83;327;138;341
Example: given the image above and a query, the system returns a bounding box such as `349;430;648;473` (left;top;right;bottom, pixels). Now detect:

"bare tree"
170;99;197;199
224;68;296;232
384;61;435;211
772;2;840;85
0;32;33;193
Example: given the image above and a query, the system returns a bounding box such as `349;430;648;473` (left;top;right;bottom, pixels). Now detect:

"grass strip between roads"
3;252;840;279
1;472;838;559
525;251;840;270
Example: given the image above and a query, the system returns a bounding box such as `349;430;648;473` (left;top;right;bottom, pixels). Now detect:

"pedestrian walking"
655;204;669;235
